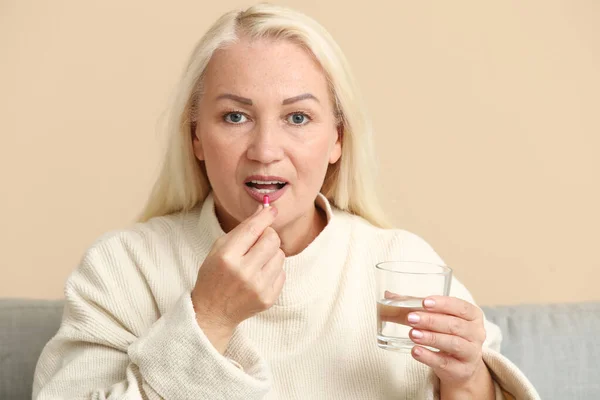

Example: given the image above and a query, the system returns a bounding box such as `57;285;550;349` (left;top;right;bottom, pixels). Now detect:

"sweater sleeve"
450;280;541;400
32;234;271;399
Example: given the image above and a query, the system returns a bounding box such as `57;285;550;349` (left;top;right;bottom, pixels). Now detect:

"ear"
328;124;343;164
191;123;205;161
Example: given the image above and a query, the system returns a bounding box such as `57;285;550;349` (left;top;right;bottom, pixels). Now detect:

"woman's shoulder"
343;211;479;305
340;210;446;266
92;208;197;249
75;208;200;278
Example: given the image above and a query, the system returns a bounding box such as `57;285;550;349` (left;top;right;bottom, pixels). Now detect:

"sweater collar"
190;192;352;306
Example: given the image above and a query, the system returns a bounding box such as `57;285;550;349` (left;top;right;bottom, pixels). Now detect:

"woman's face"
192;37;342;231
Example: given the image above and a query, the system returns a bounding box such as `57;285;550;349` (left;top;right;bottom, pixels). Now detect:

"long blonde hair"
138;3;390;228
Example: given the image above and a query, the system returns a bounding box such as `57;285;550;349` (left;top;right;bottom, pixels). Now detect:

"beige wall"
1;1;598;305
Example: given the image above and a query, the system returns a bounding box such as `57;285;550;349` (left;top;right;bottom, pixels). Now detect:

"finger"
223;205;278;255
378;297;423;325
250;204;262;217
384;291;422;303
406;312;485;343
269;269;286;299
421;296;483;322
243;227;281;272
261;248;285;285
409;329;478;362
411;345;472;381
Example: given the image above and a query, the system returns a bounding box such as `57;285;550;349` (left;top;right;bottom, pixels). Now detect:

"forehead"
203;37;330;96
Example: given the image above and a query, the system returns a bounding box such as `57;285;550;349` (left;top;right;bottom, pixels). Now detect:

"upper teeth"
249;180;286;184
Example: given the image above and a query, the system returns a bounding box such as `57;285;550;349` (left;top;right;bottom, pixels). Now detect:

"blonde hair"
138;3;390;228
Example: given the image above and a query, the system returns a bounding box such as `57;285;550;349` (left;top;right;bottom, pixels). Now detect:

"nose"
246;120;285;164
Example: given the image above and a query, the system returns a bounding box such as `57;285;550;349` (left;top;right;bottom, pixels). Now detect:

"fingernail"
407;313;420;323
413;346;422;356
411;329;424;339
423;299;435;308
270;206;278;216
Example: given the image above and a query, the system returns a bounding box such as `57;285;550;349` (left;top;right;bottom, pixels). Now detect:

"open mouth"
244;180;288;194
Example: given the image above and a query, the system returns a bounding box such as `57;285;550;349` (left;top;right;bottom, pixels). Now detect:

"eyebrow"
282;93;319;105
215;93;319;106
216;93;253;105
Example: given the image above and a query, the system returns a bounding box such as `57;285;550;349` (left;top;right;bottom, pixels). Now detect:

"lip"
244;175;289;184
243;175;289;204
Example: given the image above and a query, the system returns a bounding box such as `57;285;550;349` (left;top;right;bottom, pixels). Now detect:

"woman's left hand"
406;296;495;398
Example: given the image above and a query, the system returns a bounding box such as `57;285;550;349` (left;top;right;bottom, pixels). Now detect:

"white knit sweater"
33;193;540;399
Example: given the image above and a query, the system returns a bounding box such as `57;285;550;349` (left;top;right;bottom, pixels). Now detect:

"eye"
287;112;310;126
223;112;248;124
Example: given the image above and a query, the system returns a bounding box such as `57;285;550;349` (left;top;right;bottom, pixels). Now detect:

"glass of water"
376;261;452;352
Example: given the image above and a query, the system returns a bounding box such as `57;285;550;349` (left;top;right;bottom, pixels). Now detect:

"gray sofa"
1;299;599;399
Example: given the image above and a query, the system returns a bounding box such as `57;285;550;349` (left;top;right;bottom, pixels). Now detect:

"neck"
278;205;327;256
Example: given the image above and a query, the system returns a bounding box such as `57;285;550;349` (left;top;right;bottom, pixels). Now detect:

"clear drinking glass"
376;261;452;352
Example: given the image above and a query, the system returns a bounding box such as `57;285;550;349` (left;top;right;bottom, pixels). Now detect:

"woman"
33;4;539;399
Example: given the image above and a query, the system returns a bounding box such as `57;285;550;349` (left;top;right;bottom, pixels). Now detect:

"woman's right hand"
191;204;286;353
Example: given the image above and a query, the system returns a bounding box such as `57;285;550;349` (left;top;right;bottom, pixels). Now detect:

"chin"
273;202;312;227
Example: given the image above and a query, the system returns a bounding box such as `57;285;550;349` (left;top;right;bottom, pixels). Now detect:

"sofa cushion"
482;302;600;400
0;299;64;400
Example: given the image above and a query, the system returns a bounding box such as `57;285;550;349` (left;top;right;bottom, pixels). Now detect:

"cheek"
200;135;242;181
293;142;332;183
